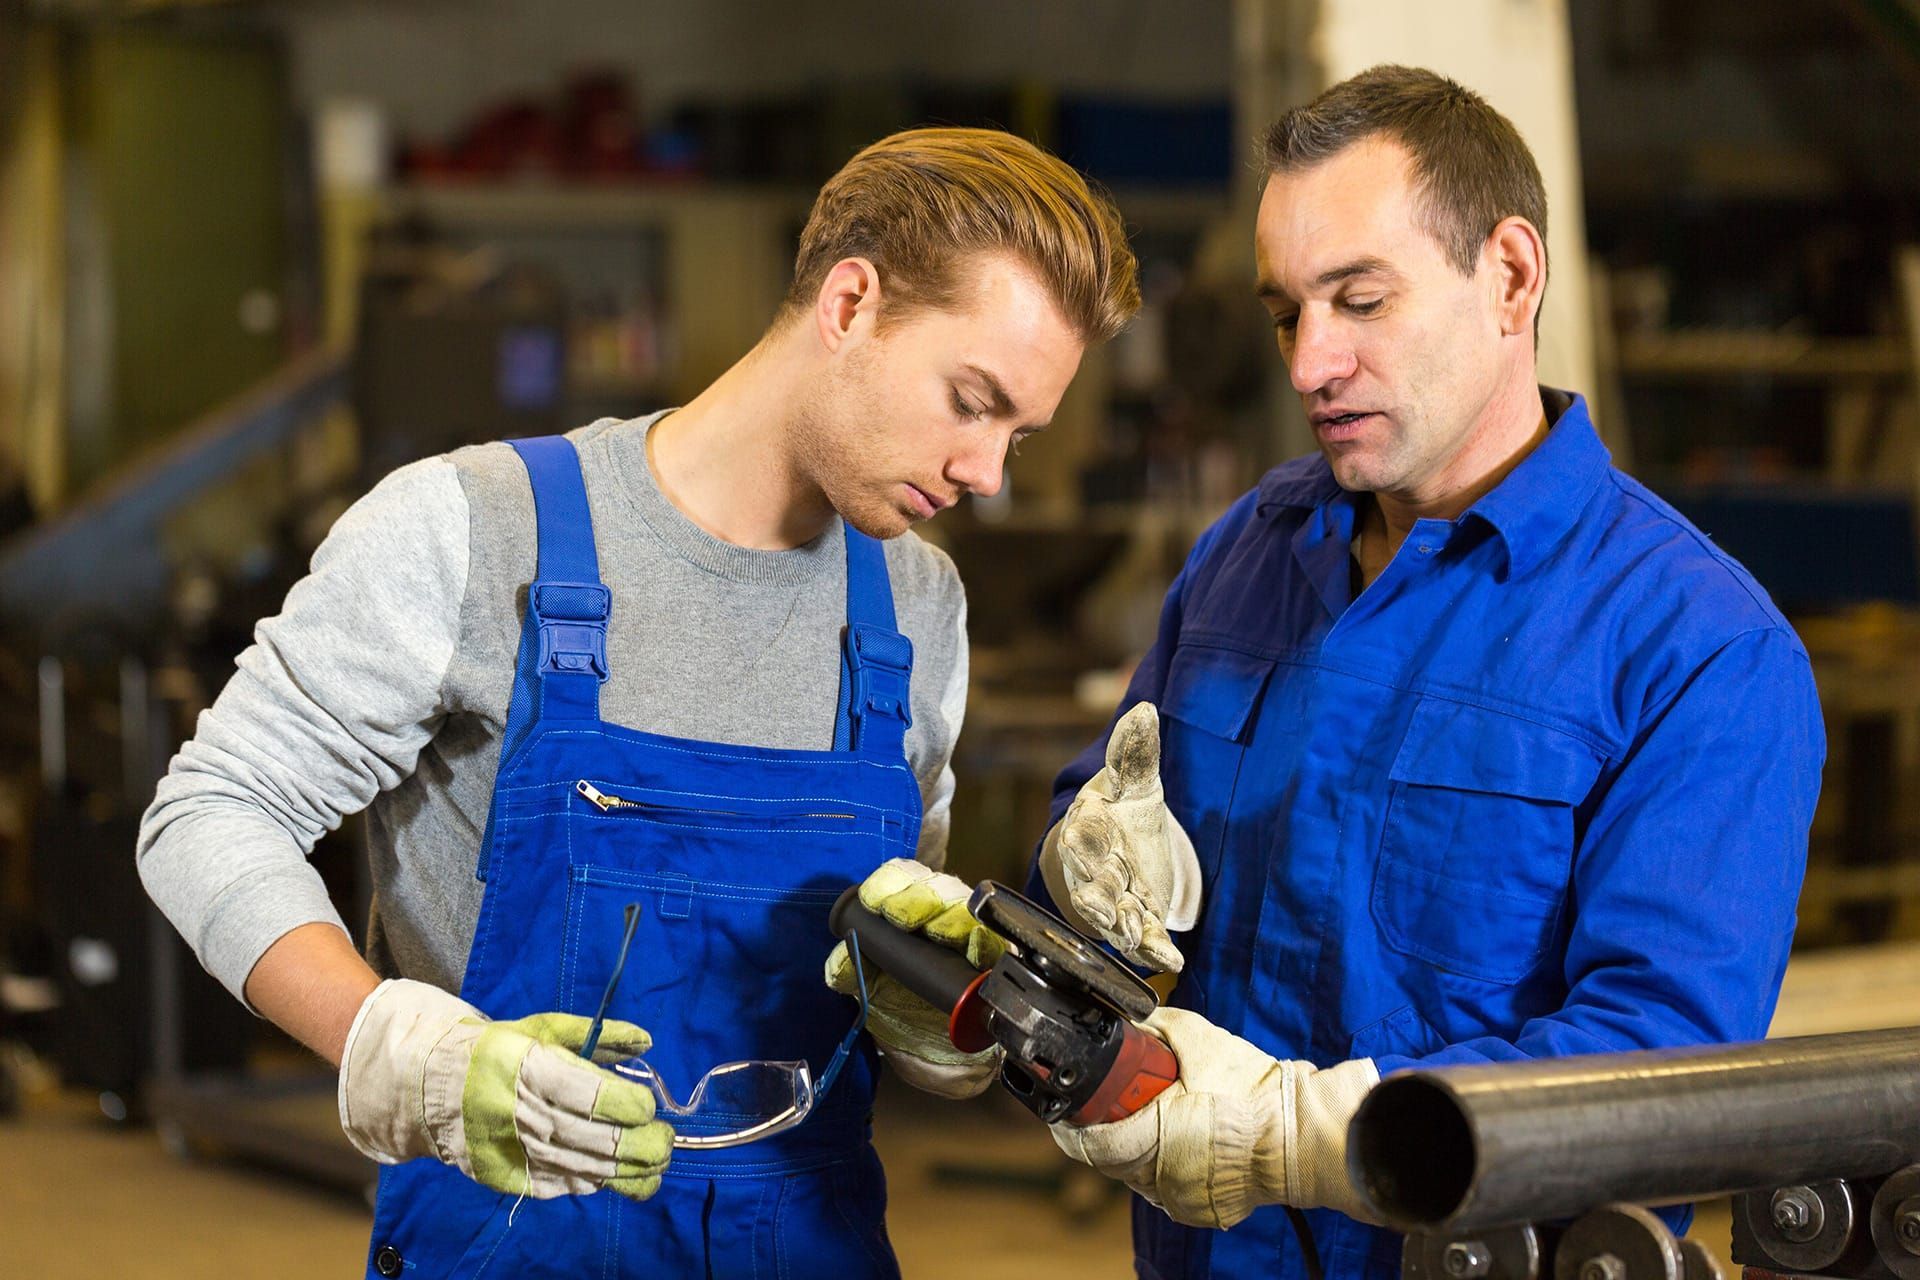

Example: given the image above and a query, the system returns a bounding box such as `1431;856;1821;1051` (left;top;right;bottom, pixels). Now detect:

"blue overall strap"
833;526;913;758
506;437;610;728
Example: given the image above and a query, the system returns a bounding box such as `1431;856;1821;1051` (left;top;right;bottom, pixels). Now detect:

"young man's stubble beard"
789;339;911;541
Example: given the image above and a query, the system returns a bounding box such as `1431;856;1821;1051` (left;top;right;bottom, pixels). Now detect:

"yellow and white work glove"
824;858;1008;1100
1040;702;1201;972
338;978;674;1200
1050;1007;1380;1229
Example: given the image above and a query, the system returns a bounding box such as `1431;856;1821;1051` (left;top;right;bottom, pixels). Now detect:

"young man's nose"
945;439;1006;500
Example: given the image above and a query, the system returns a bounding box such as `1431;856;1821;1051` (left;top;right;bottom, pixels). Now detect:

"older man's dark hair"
1265;65;1549;285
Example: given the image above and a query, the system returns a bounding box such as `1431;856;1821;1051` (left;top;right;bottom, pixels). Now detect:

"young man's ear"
815;257;883;354
1486;216;1547;337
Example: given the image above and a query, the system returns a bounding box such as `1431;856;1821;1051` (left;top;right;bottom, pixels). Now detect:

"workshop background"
1;0;1916;1274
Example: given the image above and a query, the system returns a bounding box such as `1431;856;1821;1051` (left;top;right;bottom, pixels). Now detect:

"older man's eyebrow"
962;364;1021;418
1257;257;1396;301
1315;256;1397;287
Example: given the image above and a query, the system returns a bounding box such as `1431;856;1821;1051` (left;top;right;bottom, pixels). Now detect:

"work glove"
1050;1007;1380;1229
338;978;673;1200
1040;702;1201;971
824;858;1008;1099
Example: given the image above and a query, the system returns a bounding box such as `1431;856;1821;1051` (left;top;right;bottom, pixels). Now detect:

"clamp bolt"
1894;1198;1920;1256
1579;1253;1625;1280
1443;1241;1492;1279
1771;1187;1824;1243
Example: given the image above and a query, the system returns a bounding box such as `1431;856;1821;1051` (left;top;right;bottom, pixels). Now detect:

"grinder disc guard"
968;881;1159;1022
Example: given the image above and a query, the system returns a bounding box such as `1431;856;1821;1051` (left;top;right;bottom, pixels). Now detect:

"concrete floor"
0;1066;1138;1278
0;1064;1742;1279
8;940;1901;1276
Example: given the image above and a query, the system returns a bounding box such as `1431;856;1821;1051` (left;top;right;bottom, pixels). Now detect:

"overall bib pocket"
1371;698;1603;984
369;1164;613;1280
561;780;891;1131
451;1193;614;1280
769;1154;899;1279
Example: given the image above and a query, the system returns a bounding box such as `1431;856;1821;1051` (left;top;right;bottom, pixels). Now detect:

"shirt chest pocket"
1159;644;1276;883
1371;698;1604;985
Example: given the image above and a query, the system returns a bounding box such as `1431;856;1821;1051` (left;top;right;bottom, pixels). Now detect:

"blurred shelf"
386;180;814;228
568;372;670;401
1106;187;1231;228
384;181;804;401
386;181;1228;242
1615;329;1910;381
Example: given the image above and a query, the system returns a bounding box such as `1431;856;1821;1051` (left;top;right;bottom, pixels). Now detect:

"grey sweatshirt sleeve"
137;458;471;1003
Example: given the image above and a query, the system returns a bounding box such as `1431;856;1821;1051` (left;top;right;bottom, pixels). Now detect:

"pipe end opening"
1350;1074;1477;1229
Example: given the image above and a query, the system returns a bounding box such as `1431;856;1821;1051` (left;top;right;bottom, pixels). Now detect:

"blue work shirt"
1033;390;1825;1280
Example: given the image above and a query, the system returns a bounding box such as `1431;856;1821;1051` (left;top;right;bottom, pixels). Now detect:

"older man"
1036;66;1823;1280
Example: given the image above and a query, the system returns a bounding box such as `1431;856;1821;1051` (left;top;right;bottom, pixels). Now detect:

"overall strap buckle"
532;581;612;682
847;623;913;731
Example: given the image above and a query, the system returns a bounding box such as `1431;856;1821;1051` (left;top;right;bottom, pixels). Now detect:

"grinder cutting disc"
968;881;1159;1022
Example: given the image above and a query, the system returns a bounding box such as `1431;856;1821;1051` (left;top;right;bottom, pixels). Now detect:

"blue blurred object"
498;326;565;412
1652;483;1920;609
1054;97;1233;187
643;128;704;176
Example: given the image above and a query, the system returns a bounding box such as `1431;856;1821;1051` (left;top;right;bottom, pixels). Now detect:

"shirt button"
1417;544;1434;555
374;1245;405;1277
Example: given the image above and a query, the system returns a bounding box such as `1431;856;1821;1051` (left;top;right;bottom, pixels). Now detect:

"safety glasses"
580;902;871;1150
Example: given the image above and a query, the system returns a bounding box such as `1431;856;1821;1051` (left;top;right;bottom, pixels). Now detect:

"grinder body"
828;880;1177;1126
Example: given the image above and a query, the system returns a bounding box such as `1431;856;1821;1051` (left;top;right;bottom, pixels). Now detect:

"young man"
138;127;1138;1277
1033;68;1823;1279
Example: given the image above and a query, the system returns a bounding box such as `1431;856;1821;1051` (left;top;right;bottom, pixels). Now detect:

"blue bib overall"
362;436;920;1279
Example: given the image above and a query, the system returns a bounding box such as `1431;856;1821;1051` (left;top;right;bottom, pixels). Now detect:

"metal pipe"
1349;1027;1920;1233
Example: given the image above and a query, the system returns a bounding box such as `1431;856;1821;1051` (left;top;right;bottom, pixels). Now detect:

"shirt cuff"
199;864;351;1011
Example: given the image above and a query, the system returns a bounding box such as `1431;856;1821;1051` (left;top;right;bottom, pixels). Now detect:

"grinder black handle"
830;885;980;1014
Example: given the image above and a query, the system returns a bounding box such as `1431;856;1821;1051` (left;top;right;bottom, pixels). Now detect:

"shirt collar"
1461;388;1611;577
1256;455;1345;515
1254;387;1611;577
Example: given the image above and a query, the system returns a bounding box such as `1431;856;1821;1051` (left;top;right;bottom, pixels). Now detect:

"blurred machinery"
0;349;353;1168
0;200;568;1186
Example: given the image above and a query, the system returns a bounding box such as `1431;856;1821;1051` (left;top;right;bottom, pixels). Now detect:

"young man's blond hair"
786;126;1139;344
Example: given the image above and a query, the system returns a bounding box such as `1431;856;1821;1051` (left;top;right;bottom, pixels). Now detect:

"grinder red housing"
828;880;1177;1127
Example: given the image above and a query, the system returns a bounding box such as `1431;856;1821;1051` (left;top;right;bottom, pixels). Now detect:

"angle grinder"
828;879;1178;1126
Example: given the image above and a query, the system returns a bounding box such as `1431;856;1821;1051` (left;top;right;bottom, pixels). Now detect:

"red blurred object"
399;71;660;183
560;70;644;178
399;141;457;180
455;99;562;177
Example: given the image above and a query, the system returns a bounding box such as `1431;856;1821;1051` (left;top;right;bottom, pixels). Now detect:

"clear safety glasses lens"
584;905;872;1150
610;1058;815;1149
